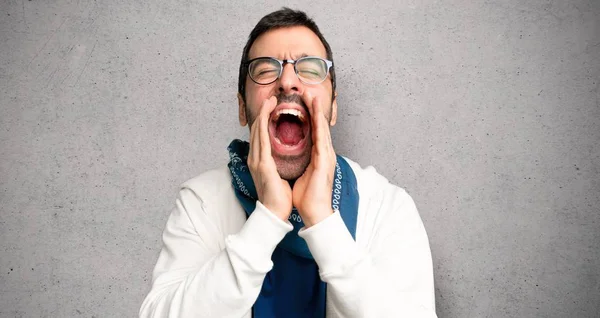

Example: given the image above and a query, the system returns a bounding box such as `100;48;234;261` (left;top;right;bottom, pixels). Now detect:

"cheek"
307;86;334;105
315;87;335;120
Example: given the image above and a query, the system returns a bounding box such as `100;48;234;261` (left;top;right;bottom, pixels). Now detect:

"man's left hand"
292;92;336;227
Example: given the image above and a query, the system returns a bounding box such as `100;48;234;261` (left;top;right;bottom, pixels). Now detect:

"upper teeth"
276;109;304;121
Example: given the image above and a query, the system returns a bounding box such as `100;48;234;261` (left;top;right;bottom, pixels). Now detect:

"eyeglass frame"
243;56;334;86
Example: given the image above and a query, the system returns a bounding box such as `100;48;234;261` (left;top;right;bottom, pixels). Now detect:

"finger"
302;91;315;117
258;112;270;161
323;109;334;153
302;92;335;166
258;96;277;160
313;98;334;154
311;96;328;156
248;118;259;167
302;91;326;151
312;97;337;171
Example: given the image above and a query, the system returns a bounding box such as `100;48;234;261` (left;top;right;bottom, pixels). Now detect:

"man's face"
238;26;337;180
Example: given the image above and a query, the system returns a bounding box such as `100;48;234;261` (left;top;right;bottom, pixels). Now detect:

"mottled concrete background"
1;0;598;317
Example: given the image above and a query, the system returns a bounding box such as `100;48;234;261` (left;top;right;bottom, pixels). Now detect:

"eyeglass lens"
248;58;328;84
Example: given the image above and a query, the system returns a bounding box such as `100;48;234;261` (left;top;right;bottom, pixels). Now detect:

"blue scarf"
227;139;359;318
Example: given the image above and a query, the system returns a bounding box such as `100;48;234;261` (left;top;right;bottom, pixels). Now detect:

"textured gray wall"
1;1;598;317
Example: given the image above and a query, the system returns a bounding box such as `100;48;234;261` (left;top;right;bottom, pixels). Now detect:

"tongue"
277;121;303;145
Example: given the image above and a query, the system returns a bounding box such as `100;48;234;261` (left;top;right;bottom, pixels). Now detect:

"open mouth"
269;105;310;153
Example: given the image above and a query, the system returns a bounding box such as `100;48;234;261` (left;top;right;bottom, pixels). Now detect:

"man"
140;8;436;318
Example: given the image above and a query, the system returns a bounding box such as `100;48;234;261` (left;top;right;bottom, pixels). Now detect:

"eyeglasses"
245;56;333;85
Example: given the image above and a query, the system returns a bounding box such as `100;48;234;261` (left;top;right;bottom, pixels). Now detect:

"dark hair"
238;8;336;101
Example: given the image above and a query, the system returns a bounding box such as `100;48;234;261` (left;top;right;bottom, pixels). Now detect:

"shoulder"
175;165;245;231
343;156;410;202
344;156;419;227
344;157;426;248
178;165;235;205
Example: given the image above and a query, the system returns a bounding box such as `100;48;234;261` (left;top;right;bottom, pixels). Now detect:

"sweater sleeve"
298;186;437;317
139;188;293;318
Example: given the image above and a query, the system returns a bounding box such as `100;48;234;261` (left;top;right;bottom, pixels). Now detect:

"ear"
237;93;247;126
329;91;338;126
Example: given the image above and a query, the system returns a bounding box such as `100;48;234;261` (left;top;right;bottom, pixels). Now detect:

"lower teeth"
276;136;301;146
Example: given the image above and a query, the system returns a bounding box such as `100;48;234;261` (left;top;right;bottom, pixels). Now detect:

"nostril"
279;86;299;93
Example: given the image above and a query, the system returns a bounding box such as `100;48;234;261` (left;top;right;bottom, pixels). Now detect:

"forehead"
248;26;327;60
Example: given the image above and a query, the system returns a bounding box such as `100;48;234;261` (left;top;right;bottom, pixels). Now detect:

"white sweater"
140;158;437;318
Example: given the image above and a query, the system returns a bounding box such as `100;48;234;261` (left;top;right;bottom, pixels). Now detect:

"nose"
277;63;301;95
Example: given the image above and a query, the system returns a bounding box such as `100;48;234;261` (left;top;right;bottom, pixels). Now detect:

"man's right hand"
247;96;293;221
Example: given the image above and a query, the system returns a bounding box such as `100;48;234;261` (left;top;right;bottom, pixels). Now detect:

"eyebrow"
250;53;315;60
288;53;310;60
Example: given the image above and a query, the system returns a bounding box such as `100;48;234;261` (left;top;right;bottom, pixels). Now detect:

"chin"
274;153;311;180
